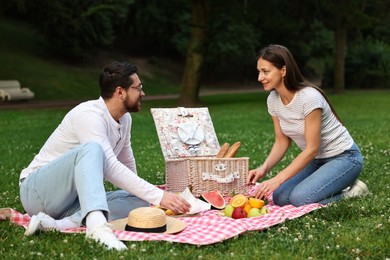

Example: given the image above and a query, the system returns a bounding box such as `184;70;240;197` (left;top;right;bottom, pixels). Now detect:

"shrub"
11;0;134;60
345;39;390;89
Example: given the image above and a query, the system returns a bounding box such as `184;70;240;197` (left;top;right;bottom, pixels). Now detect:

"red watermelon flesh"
201;190;225;209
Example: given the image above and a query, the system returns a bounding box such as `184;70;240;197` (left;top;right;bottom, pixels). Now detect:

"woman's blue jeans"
273;143;363;206
20;142;149;226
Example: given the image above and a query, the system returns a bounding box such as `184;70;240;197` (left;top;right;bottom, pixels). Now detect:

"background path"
0;87;261;110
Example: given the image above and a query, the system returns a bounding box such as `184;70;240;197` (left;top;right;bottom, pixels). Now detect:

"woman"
247;44;368;206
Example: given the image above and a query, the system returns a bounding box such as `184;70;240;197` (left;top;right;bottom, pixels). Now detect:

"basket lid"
151;107;220;160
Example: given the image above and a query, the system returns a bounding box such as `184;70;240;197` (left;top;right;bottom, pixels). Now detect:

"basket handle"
202;171;240;183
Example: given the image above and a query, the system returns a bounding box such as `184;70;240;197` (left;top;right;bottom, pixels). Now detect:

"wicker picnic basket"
151;107;249;197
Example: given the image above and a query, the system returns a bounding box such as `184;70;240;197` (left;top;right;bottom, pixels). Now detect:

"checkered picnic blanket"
0;185;323;245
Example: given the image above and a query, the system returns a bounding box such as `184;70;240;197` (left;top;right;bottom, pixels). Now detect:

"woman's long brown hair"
258;44;343;124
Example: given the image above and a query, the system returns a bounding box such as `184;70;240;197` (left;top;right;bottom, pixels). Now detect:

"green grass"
1;91;389;259
0;17;181;101
1;16;389;260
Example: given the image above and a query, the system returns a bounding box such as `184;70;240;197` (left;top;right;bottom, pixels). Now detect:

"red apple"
231;207;247;219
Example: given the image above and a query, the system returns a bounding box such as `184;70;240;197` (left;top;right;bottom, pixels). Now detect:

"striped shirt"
267;87;354;158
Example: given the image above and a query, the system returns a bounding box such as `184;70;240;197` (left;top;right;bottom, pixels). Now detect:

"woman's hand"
253;177;282;200
247;165;268;185
160;191;191;214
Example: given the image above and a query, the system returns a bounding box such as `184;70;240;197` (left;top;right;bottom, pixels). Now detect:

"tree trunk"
334;13;347;94
178;0;209;106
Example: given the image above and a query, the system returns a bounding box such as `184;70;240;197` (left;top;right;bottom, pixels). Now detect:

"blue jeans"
20;142;149;226
273;143;363;206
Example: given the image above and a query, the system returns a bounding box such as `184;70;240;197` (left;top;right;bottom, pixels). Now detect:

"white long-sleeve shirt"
20;97;163;205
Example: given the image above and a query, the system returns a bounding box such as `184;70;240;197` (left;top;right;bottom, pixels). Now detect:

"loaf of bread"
224;141;241;158
215;143;230;158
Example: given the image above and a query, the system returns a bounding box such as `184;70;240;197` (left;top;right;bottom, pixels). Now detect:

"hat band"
125;224;167;233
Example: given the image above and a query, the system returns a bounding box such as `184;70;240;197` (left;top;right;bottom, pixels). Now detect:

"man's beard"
123;95;141;112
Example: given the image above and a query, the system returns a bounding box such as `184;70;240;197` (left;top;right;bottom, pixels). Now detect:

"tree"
178;0;210;106
116;0;190;57
315;0;374;93
333;5;348;94
6;0;388;94
178;0;260;106
7;0;134;60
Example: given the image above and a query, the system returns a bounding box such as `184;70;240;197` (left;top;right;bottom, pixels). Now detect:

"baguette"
215;143;230;158
224;141;241;158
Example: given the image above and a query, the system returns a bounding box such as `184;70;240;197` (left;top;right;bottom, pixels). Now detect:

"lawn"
0;17;182;102
0;91;389;259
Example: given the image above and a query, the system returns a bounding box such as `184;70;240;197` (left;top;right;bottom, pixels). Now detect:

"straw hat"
111;207;186;234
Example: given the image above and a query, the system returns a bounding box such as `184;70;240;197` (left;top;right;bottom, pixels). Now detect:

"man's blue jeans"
20;142;149;226
273;143;363;206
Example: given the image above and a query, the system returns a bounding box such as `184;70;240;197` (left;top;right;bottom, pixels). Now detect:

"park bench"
0;80;35;101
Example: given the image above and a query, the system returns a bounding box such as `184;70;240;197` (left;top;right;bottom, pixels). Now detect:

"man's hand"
160;191;191;214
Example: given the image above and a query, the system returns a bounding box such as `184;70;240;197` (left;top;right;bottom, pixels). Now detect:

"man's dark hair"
99;61;138;99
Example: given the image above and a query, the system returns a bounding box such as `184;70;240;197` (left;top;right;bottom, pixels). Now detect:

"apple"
224;204;235;218
231;207;247;219
247;208;262;218
260;206;269;215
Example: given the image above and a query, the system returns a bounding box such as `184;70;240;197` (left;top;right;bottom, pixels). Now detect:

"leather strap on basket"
202;171;240;183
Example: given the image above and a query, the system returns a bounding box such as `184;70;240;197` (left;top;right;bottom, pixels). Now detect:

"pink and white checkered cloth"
0;185;323;245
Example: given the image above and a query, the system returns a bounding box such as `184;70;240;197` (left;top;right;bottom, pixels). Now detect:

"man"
19;61;191;250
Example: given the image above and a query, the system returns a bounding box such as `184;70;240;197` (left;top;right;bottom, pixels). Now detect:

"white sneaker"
342;179;370;199
86;223;127;251
24;212;58;236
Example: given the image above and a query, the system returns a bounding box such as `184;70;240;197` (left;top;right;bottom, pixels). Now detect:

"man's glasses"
130;85;144;93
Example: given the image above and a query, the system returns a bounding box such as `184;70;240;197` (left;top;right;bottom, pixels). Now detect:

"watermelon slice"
201;190;226;209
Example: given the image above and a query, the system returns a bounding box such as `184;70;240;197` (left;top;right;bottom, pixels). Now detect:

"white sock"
86;211;107;233
55;217;79;230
